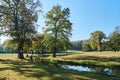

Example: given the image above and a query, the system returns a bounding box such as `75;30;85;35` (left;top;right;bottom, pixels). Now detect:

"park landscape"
0;0;120;80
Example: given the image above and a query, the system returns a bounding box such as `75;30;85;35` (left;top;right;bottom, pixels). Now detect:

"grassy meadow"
56;51;120;67
0;51;120;80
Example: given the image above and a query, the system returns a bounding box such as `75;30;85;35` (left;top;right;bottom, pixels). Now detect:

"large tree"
90;31;106;51
43;5;72;57
0;0;41;59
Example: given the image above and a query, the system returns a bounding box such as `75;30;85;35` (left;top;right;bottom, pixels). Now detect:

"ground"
0;52;120;80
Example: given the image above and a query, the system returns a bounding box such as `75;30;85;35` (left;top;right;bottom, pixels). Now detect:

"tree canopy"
43;5;72;57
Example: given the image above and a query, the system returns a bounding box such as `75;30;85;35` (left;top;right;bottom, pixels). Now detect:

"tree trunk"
98;41;102;52
18;51;24;59
100;42;102;52
18;43;24;59
53;48;56;57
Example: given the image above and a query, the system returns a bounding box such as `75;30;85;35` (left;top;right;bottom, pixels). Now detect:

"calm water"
58;64;118;75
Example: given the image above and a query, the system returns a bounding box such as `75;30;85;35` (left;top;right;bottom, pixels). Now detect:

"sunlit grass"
55;51;120;68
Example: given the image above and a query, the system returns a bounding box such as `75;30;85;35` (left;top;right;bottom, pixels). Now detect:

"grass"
56;51;120;68
0;52;120;80
0;58;120;80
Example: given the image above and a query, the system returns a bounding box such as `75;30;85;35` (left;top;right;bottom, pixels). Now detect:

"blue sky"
0;0;120;43
38;0;120;41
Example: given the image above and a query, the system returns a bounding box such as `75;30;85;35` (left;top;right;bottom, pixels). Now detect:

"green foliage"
43;5;72;57
107;26;120;52
2;39;18;53
89;40;97;51
82;40;91;52
90;31;106;51
32;34;45;54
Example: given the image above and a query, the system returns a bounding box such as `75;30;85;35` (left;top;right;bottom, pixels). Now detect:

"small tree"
32;34;45;54
43;5;72;57
82;40;91;52
90;31;106;51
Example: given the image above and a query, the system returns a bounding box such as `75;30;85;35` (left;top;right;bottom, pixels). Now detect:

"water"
58;64;116;75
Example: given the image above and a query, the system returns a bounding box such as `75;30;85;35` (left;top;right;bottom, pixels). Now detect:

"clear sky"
38;0;120;41
0;0;120;43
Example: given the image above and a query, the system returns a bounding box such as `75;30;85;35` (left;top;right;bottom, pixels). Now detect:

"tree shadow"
0;78;6;80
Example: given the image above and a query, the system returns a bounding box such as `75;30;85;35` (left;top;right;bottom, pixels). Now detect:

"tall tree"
90;31;106;51
0;0;41;59
43;5;72;57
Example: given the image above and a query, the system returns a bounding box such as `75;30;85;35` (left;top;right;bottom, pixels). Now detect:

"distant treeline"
70;26;120;52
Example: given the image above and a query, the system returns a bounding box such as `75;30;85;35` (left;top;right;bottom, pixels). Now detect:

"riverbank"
55;51;120;68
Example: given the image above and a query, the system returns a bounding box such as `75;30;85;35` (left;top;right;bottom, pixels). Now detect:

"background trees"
2;39;17;53
89;31;106;51
32;34;45;54
107;26;120;52
70;41;83;50
0;0;41;59
43;5;72;57
82;40;91;52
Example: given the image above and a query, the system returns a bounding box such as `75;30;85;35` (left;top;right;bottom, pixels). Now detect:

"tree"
32;34;45;54
89;40;97;51
43;5;72;57
0;0;41;59
90;31;106;51
82;40;91;52
3;39;17;53
71;41;83;50
107;26;120;52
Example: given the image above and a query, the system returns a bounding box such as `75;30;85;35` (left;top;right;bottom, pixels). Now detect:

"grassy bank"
55;51;120;68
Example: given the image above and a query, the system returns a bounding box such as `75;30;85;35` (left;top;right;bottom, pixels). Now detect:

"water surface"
58;64;118;75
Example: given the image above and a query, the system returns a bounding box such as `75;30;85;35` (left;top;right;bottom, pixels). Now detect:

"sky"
37;0;120;41
0;0;120;43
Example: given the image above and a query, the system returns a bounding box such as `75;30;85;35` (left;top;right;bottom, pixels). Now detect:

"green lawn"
0;52;120;80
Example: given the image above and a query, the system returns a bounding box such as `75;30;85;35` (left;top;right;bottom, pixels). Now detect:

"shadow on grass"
0;59;120;80
0;78;6;80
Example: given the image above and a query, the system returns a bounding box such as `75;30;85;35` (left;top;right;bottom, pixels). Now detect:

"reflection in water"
61;64;92;72
104;68;113;75
59;64;116;75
